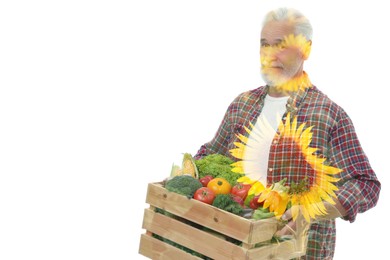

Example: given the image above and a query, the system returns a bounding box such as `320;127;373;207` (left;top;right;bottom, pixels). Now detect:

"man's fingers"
275;220;296;236
282;208;292;221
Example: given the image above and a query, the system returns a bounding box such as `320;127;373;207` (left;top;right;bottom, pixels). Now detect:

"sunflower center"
274;136;316;188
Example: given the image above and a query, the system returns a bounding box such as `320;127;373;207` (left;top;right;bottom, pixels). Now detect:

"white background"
0;0;388;259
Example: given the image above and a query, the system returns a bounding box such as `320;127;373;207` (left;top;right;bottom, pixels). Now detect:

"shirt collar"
263;83;312;116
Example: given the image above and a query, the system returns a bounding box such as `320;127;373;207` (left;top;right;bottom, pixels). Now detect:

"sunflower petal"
236;134;249;144
231;167;244;174
249;181;265;196
229;148;245;159
237;176;251;183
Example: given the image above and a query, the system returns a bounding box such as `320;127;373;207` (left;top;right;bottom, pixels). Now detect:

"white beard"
261;71;274;86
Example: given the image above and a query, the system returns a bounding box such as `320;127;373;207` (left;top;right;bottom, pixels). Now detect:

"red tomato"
249;195;263;210
231;183;251;200
199;175;213;187
193;187;216;205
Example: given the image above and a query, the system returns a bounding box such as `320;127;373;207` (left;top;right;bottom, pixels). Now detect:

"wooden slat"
248;218;278;244
142;208;248;260
139;233;202;260
145;183;276;244
247;239;306;260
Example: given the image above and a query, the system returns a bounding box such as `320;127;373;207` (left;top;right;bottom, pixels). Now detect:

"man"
194;7;380;259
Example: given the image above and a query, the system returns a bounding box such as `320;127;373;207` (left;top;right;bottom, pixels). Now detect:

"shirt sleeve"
329;109;381;223
194;99;237;160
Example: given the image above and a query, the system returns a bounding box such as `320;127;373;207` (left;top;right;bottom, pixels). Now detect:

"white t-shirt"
242;94;289;185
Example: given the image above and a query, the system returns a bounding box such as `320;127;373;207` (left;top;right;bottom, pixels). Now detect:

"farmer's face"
260;20;306;86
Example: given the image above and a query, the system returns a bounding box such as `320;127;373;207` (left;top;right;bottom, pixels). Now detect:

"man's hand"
275;199;348;237
275;208;297;237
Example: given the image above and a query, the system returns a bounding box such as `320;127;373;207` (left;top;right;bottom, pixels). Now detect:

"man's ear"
303;40;312;60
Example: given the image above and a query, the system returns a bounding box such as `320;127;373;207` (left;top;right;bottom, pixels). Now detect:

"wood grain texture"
139;234;202;260
139;182;307;259
145;182;276;244
142;208;247;260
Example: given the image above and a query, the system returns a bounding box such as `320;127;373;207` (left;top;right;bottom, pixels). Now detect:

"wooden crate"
139;182;308;260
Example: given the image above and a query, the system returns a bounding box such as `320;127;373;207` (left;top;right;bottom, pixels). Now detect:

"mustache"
261;58;283;69
261;64;284;69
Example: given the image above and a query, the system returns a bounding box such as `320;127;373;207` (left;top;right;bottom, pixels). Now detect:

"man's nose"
260;52;277;66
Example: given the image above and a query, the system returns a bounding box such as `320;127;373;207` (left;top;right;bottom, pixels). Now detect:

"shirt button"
268;168;273;172
273;139;278;144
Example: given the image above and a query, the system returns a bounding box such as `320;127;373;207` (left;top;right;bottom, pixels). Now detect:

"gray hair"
263;8;313;40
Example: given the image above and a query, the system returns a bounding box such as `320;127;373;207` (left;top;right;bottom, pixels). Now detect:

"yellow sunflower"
258;179;290;218
230;113;342;222
277;113;342;222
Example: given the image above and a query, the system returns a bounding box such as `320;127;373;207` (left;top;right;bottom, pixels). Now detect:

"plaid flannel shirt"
195;85;381;259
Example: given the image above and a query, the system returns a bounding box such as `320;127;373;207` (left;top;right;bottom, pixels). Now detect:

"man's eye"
261;43;270;47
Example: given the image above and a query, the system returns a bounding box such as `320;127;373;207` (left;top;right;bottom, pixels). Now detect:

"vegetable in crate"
181;153;199;178
193;187;216;205
252;207;275;220
199;175;213;187
207;177;231;195
165;175;202;198
170;153;199;178
231;182;252;200
230;194;244;206
195;153;241;185
246;194;263;210
212;194;243;215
